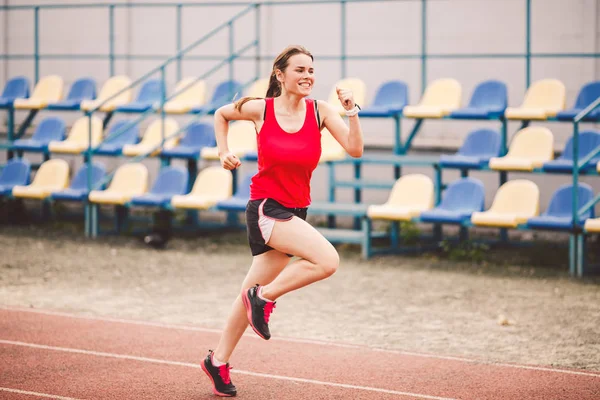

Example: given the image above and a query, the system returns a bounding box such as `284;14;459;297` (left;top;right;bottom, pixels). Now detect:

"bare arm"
319;96;364;158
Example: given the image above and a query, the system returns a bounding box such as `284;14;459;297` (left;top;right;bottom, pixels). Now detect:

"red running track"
0;307;599;400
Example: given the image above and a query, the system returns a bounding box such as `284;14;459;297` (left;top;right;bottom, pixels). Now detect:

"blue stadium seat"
542;131;600;173
450;80;507;119
115;79;164;113
359;80;408;117
130;166;189;207
556;81;600;121
46;77;96;110
526;184;595;230
161;122;216;159
12;117;66;152
0;158;31;196
216;170;255;212
0;76;30;109
419;178;485;224
94;120;140;156
439;129;501;169
52;163;106;202
191;80;243;114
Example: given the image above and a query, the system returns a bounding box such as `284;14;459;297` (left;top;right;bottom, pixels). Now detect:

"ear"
275;69;284;83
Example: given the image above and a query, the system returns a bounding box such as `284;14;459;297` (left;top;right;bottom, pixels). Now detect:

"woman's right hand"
220;151;242;170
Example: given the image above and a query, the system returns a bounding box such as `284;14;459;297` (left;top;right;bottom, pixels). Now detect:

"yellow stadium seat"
367;174;434;221
402;78;462;118
247;78;270;98
319;128;346;163
13;75;63;110
163;78;207;114
171;166;232;209
122;118;179;157
12;159;69;199
201;121;256;160
48;116;103;154
584;218;600;233
81;75;132;112
471;180;539;228
327;78;367;115
488;127;554;171
505;79;566;120
88;163;148;205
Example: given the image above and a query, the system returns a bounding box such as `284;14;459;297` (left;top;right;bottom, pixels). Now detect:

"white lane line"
0;339;456;400
0;387;83;400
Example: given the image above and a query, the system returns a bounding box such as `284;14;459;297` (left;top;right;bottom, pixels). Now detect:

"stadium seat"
367;174;434;221
247;78;270;98
419;178;485;224
94;120;140;156
450;80;507;119
216;170;254;212
161;121;216;159
46;77;96;111
0;158;31;196
14;75;63;110
130;166;189;208
81;75;132;112
542;131;600;173
51;163;107;202
191;80;243;114
402;78;461;118
116;79;164;113
171;166;233;209
556;81;600;121
201;121;256;160
48;116;104;154
327;78;367;115
359;80;408;117
439;128;502;169
88;163;148;205
0;76;30;109
12;117;66;153
488;127;554;171
12;159;69;199
163;78;207;114
527;184;594;230
505;79;565;120
122;118;179;157
471;180;539;228
320;128;346;162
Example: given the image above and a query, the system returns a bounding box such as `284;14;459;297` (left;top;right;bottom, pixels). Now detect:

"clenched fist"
220;151;242;170
336;86;355;111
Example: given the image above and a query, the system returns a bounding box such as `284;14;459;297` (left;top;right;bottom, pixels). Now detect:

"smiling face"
276;53;314;97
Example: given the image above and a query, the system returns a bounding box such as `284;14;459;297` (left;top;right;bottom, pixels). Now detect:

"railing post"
421;0;427;93
229;21;234;98
109;5;115;76
255;3;261;80
525;0;531;87
34;6;40;83
340;0;347;78
176;4;182;82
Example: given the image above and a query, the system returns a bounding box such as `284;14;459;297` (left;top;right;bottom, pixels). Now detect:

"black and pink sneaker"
201;350;237;397
241;284;276;340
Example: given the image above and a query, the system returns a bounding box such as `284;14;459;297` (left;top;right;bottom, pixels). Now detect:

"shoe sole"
201;361;236;397
241;288;269;340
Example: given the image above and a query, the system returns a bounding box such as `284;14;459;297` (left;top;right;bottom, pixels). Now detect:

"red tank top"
250;97;322;208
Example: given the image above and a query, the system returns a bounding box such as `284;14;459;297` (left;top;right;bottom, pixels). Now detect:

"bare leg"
213;249;290;362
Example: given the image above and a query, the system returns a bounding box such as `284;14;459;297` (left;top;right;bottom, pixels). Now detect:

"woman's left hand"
336;87;355;111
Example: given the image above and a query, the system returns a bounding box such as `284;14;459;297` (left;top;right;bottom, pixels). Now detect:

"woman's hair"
234;45;313;112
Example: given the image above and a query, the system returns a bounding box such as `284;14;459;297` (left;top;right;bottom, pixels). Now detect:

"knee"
318;248;339;278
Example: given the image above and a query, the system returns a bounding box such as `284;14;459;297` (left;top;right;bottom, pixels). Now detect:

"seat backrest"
235;171;255;199
438;177;485;212
544;183;595;219
320;128;345;159
211;80;243;106
30;75;63;102
180;122;216;147
458;128;502;157
371;80;409;108
141;118;179;148
68;116;104;146
66;77;96;101
227;121;257;152
327;78;367;107
521;79;565;110
419;78;461;108
467;80;507;110
574;81;600;109
190;166;233;199
32;117;66;143
69;163;106;190
1;76;30;100
104;120;140;145
97;75;132;104
507;127;554;160
107;163;148;195
136;79;164;103
31;159;69;188
247;78;270;98
170;77;206;105
489;179;539;216
0;158;31;186
385;174;434;209
559;130;600;161
150;166;189;195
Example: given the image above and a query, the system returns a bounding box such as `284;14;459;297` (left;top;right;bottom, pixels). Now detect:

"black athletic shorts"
245;198;308;257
